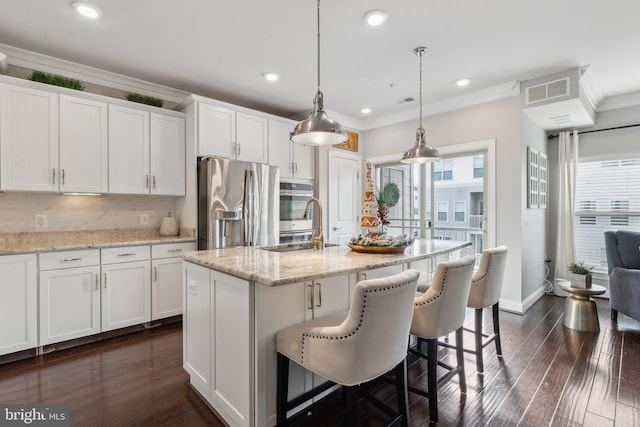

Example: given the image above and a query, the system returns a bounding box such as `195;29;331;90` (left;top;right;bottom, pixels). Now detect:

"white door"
268;119;294;178
0;84;58;192
101;261;151;331
197;103;235;157
151;257;183;320
108;104;150;194
328;151;361;243
150;113;186;196
39;266;101;345
59;95;108;193
236;112;268;164
0;254;37;355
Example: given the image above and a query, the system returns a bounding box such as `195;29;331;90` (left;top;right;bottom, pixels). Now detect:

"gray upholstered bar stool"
275;269;420;427
409;256;475;423
464;246;508;374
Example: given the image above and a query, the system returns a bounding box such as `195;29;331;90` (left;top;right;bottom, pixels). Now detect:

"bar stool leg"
456;327;467;393
394;359;410;427
345;386;359;427
276;353;289;426
493;302;502;356
475;308;484;373
427;338;438;422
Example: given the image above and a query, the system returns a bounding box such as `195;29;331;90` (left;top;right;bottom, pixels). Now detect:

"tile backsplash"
0;192;180;233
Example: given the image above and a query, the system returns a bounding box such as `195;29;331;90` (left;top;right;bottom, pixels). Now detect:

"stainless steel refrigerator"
198;156;279;249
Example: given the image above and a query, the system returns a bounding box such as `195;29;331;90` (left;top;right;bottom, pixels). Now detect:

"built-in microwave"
279;181;313;244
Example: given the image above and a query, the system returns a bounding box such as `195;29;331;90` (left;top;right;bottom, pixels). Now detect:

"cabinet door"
59;95;108;193
101;260;151;331
184;262;212;395
236;112;268;164
293;143;315;180
268;119;293;179
0;254;37;356
197;103;235;158
108;104;150;194
150;113;186;196
39;266;100;345
0;84;58;192
151;257;183;320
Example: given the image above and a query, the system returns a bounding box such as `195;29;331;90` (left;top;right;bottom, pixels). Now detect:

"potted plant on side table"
568;262;593;288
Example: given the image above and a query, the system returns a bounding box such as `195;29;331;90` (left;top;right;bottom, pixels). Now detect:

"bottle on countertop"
160;212;179;236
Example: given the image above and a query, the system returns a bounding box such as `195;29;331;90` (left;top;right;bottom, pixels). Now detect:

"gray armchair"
604;230;640;321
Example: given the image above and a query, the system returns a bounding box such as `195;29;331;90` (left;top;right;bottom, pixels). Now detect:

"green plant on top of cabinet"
109;104;185;195
0;254;37;356
197;103;268;164
268;119;315;180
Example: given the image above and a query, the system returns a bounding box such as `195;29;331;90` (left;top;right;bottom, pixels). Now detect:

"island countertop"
181;239;471;286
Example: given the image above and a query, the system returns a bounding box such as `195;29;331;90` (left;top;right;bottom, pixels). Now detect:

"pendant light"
290;0;347;146
401;47;440;164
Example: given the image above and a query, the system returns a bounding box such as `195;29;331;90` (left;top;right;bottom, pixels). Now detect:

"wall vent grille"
525;77;570;105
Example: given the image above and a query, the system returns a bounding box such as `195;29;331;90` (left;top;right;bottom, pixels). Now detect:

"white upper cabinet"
268;119;315;180
197;104;235;158
59;95;108;193
235;112;268;164
109;105;186;196
109;104;150;194
0;83;58;191
196;102;268;164
150;113;186;195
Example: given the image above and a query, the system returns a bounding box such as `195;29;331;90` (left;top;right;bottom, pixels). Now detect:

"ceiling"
1;0;639;129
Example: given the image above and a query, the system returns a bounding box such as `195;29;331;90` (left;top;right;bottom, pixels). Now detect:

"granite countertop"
0;228;196;255
182;239;471;286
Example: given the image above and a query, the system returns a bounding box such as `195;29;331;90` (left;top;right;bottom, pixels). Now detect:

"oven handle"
279;230;313;237
280;190;314;198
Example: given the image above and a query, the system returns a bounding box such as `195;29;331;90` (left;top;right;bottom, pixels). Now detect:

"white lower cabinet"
183;262;252;427
151;242;196;320
39;249;101;345
0;254;37;356
101;246;151;332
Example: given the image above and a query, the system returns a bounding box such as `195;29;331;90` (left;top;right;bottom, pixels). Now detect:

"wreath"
380;183;400;208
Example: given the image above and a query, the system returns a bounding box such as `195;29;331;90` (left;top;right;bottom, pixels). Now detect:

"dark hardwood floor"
1;295;638;426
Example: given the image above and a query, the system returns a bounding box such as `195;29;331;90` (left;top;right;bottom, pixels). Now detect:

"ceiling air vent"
397;97;415;104
524;77;570;105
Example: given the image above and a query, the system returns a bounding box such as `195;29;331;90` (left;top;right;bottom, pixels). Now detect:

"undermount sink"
260;242;340;252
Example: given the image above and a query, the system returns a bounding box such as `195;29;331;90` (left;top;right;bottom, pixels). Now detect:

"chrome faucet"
302;197;324;250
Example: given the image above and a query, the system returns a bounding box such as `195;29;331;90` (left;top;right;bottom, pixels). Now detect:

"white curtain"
554;130;578;279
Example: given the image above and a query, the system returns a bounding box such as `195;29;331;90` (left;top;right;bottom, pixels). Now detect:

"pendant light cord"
316;0;321;90
418;48;424;130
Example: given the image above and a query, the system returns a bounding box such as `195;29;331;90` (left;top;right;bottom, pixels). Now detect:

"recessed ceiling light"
456;78;471;87
73;2;102;19
263;72;279;82
364;10;387;26
361;108;372;114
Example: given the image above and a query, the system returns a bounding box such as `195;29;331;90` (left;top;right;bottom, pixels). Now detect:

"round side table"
559;282;606;333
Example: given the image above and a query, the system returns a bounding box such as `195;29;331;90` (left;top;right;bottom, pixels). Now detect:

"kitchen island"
181;239;470;427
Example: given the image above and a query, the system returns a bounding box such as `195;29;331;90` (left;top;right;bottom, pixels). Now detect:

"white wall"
362;96;526;311
0;193;179;233
520;113;548;302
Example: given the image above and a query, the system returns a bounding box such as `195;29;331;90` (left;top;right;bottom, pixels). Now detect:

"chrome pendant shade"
401;47;440;164
290;0;347;146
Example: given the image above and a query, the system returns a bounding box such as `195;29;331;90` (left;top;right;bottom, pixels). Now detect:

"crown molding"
359;80;521;131
0;43;189;104
596;90;640;112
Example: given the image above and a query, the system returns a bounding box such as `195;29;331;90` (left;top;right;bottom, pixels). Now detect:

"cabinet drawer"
39;249;100;270
101;245;150;264
152;242;196;259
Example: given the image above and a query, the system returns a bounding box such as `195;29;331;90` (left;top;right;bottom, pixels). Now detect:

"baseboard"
499;286;546;315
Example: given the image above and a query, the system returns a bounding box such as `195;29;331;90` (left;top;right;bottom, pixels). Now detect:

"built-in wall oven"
279;181;314;244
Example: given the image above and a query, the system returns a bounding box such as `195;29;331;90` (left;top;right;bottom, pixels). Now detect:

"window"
434;160;453;181
454;201;465;222
473;156;484;178
579;200;596;225
437;201;448;222
574;158;640;269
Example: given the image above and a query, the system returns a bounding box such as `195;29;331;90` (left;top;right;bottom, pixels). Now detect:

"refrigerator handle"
243;169;253;246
